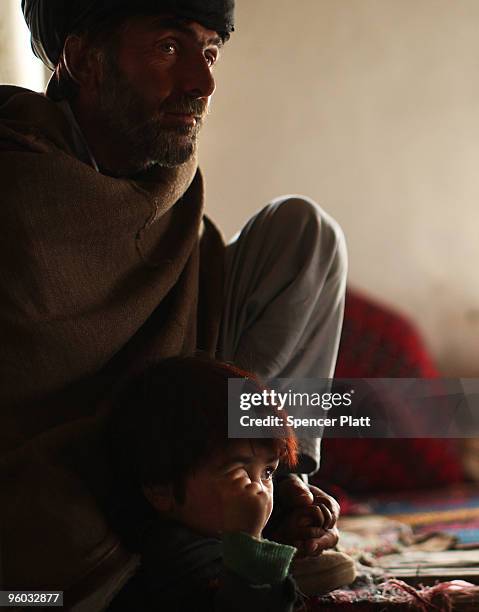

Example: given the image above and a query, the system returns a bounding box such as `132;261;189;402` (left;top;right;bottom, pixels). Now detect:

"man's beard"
96;55;207;177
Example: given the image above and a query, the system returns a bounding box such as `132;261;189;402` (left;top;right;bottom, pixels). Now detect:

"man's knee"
267;195;341;237
265;196;347;273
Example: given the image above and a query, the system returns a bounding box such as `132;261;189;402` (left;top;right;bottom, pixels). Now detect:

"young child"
105;357;353;611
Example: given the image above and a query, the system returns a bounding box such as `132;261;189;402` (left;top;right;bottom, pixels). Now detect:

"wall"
0;0;45;90
199;0;479;375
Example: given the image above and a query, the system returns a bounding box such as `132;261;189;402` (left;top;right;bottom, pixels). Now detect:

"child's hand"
221;468;272;539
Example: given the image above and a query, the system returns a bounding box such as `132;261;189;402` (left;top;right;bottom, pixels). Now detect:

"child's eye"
262;466;276;481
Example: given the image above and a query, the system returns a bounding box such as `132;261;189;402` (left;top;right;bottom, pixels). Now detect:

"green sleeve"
222;531;296;585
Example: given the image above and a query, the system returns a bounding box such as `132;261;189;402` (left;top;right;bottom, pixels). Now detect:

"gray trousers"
219;196;348;475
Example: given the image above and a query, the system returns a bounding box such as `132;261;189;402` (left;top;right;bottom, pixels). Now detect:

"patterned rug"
306;487;479;609
306;577;479;611
368;486;479;548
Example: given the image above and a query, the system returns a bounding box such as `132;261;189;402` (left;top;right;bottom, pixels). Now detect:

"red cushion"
315;288;464;495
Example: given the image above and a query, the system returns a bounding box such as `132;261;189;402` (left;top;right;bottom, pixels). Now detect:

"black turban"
22;0;235;70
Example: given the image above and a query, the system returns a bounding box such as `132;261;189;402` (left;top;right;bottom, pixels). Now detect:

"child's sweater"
108;519;298;611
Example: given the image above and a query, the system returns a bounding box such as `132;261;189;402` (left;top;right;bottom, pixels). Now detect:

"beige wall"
0;0;45;90
200;0;479;375
2;0;479;374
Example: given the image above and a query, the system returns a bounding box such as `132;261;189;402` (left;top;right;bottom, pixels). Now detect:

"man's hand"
221;468;271;539
275;476;340;527
270;475;340;556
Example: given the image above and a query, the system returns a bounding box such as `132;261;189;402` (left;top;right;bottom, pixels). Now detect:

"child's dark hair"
104;356;297;549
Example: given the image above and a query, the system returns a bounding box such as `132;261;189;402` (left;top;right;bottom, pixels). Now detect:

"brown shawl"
0;86;225;602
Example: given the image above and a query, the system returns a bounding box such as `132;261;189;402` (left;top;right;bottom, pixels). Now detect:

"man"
0;0;347;607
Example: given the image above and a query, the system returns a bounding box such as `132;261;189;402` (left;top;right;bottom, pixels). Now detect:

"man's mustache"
161;97;209;119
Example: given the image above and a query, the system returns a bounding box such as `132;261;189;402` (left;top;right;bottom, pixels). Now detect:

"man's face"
170;440;280;538
95;15;222;175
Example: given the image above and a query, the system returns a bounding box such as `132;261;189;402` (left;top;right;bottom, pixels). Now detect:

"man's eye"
205;52;218;67
159;42;177;55
262;466;276;481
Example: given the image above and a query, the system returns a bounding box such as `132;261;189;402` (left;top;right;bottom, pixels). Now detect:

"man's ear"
62;34;102;91
142;484;175;513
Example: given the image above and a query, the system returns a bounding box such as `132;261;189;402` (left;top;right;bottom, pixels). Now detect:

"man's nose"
180;53;216;99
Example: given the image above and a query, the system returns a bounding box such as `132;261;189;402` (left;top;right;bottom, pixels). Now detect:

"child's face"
170;439;280;537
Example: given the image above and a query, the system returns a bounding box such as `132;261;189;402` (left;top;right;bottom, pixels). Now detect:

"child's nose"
251;476;266;492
